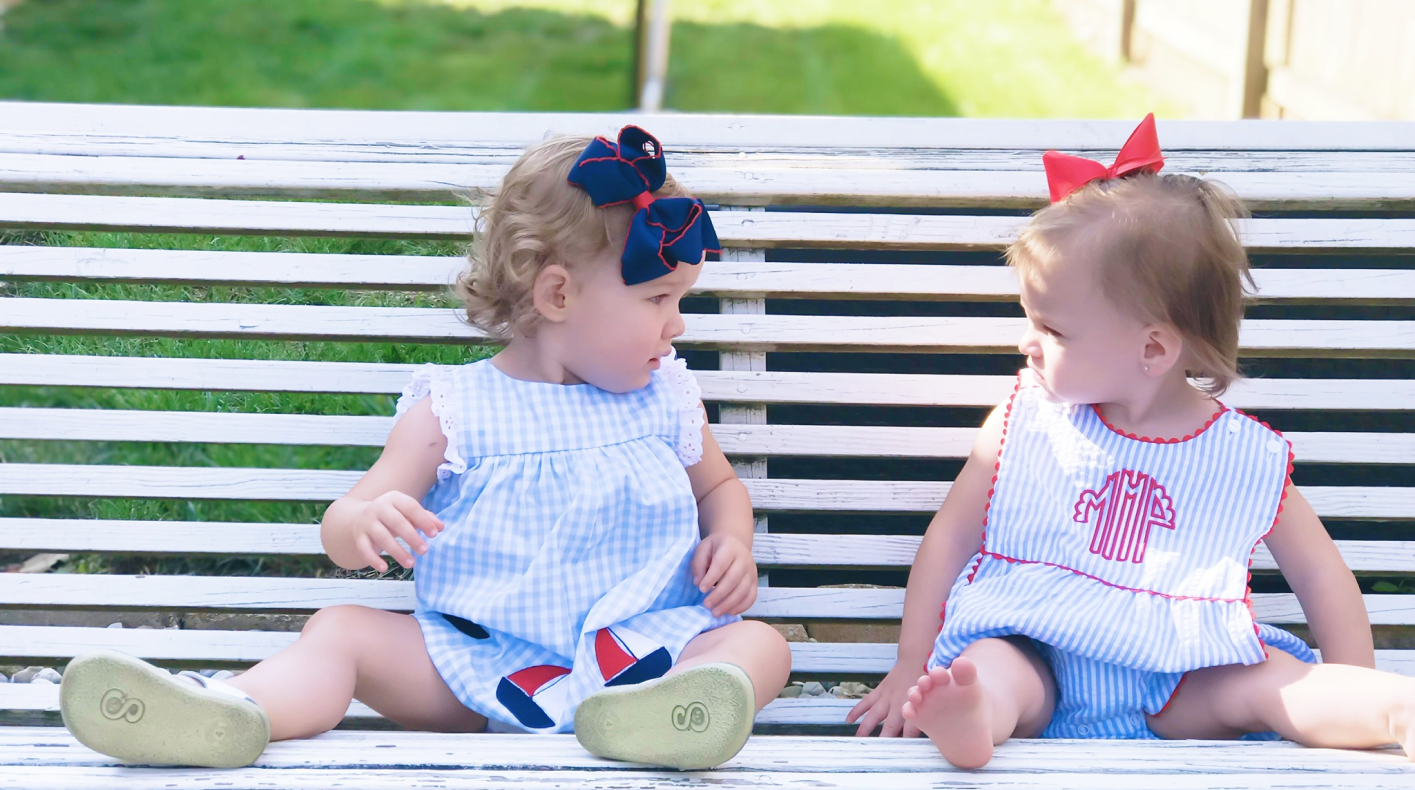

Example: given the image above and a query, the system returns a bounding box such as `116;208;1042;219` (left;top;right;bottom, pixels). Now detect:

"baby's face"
1016;259;1151;405
559;250;701;393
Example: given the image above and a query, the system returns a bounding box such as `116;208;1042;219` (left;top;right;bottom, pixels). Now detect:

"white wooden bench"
2;102;1415;788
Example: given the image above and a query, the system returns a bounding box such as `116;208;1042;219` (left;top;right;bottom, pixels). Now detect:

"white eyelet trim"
394;364;468;481
658;348;704;467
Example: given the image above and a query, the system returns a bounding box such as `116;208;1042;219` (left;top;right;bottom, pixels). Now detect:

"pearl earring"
1144;365;1150;372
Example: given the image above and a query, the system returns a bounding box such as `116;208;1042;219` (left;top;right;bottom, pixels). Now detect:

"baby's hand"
351;491;444;573
690;533;757;617
846;663;925;738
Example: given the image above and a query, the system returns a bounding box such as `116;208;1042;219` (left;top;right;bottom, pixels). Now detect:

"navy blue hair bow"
567;125;719;286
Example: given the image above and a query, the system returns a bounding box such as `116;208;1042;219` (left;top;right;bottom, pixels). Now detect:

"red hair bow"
1042;113;1165;203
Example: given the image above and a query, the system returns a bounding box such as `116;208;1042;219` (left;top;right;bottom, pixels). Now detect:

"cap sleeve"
658;348;705;467
393;364;468;481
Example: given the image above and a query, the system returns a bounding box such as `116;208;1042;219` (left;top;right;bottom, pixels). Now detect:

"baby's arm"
320;397;447;573
846;404;1005;736
685;406;757;618
1263;485;1375;668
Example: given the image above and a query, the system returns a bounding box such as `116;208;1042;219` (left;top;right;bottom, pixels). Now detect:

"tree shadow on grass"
0;0;953;115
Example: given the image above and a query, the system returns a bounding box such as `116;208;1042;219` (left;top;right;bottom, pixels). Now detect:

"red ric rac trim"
1091;402;1228;444
976;549;1247;603
1233;407;1295;650
966;373;1023;585
616;124;662;163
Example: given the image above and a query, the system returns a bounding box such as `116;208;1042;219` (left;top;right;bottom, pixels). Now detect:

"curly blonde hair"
454;134;695;340
1006;173;1254;395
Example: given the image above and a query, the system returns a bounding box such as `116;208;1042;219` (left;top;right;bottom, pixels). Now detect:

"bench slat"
0;464;1409;519
0;575;1407;625
8;298;1415;356
2;724;1410;778
0;247;464;290
7;134;1415;170
40;139;1415;169
742;480;1415;519
1;519;1409;574
3;408;1409;466
3;626;1413;678
5;102;1413;151
6;354;1415;411
5;764;1413;790
3;194;1414;251
7;246;1415;305
10;152;1415;210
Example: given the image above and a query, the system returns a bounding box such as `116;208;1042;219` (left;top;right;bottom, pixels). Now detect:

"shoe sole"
60;650;269;768
573;662;754;770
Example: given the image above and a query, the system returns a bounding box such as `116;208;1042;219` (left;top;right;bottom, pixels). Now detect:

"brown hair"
454;134;694;340
1006;173;1254;395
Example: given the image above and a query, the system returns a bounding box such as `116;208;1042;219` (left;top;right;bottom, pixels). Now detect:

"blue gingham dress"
929;371;1315;739
393;351;737;733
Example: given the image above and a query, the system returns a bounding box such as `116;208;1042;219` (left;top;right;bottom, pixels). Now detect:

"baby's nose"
1017;328;1038;355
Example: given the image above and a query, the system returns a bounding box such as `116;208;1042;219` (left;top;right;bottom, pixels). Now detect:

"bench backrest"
3;103;1415;727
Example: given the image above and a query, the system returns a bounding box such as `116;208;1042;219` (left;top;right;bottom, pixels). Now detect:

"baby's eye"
1043;325;1062;338
649;295;669;304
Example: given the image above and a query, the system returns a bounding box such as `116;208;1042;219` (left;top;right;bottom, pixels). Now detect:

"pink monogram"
1074;469;1176;563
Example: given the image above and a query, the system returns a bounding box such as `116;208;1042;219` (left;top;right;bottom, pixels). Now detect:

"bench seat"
1;728;1411;789
2;102;1415;787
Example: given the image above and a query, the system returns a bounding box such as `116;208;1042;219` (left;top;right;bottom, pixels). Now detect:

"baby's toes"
901;700;918;721
949;658;978;686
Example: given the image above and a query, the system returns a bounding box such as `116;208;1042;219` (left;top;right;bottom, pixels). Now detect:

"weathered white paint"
0;574;1409;625
3;101;1412;151
8;298;1415;355
4;409;1410;466
5;354;1415;411
2;626;1410;680
0;464;1408;519
2;519;1409;575
7;246;1414;304
4;193;1415;250
8;151;1415;208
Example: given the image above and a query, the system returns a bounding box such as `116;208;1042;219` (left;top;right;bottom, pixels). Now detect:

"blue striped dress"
393;351;737;733
929;371;1315;739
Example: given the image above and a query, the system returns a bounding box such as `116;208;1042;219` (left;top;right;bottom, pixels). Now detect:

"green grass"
0;0;634;110
0;0;1167;576
0;0;1166;117
667;0;1164;118
0;232;480;577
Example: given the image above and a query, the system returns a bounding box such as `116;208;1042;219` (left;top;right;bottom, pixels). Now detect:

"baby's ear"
531;264;573;323
1140;323;1185;376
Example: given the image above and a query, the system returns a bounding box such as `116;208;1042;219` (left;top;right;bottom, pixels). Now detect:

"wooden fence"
1053;0;1415;120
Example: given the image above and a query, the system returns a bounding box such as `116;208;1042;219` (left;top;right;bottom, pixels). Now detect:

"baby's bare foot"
900;658;994;769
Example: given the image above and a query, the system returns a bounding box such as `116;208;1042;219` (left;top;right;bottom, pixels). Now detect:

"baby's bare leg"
1150;649;1415;755
901;637;1055;769
670;619;792;710
229;605;487;740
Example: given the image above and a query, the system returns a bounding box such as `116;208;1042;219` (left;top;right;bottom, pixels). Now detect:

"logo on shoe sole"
672;701;709;732
100;689;145;723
